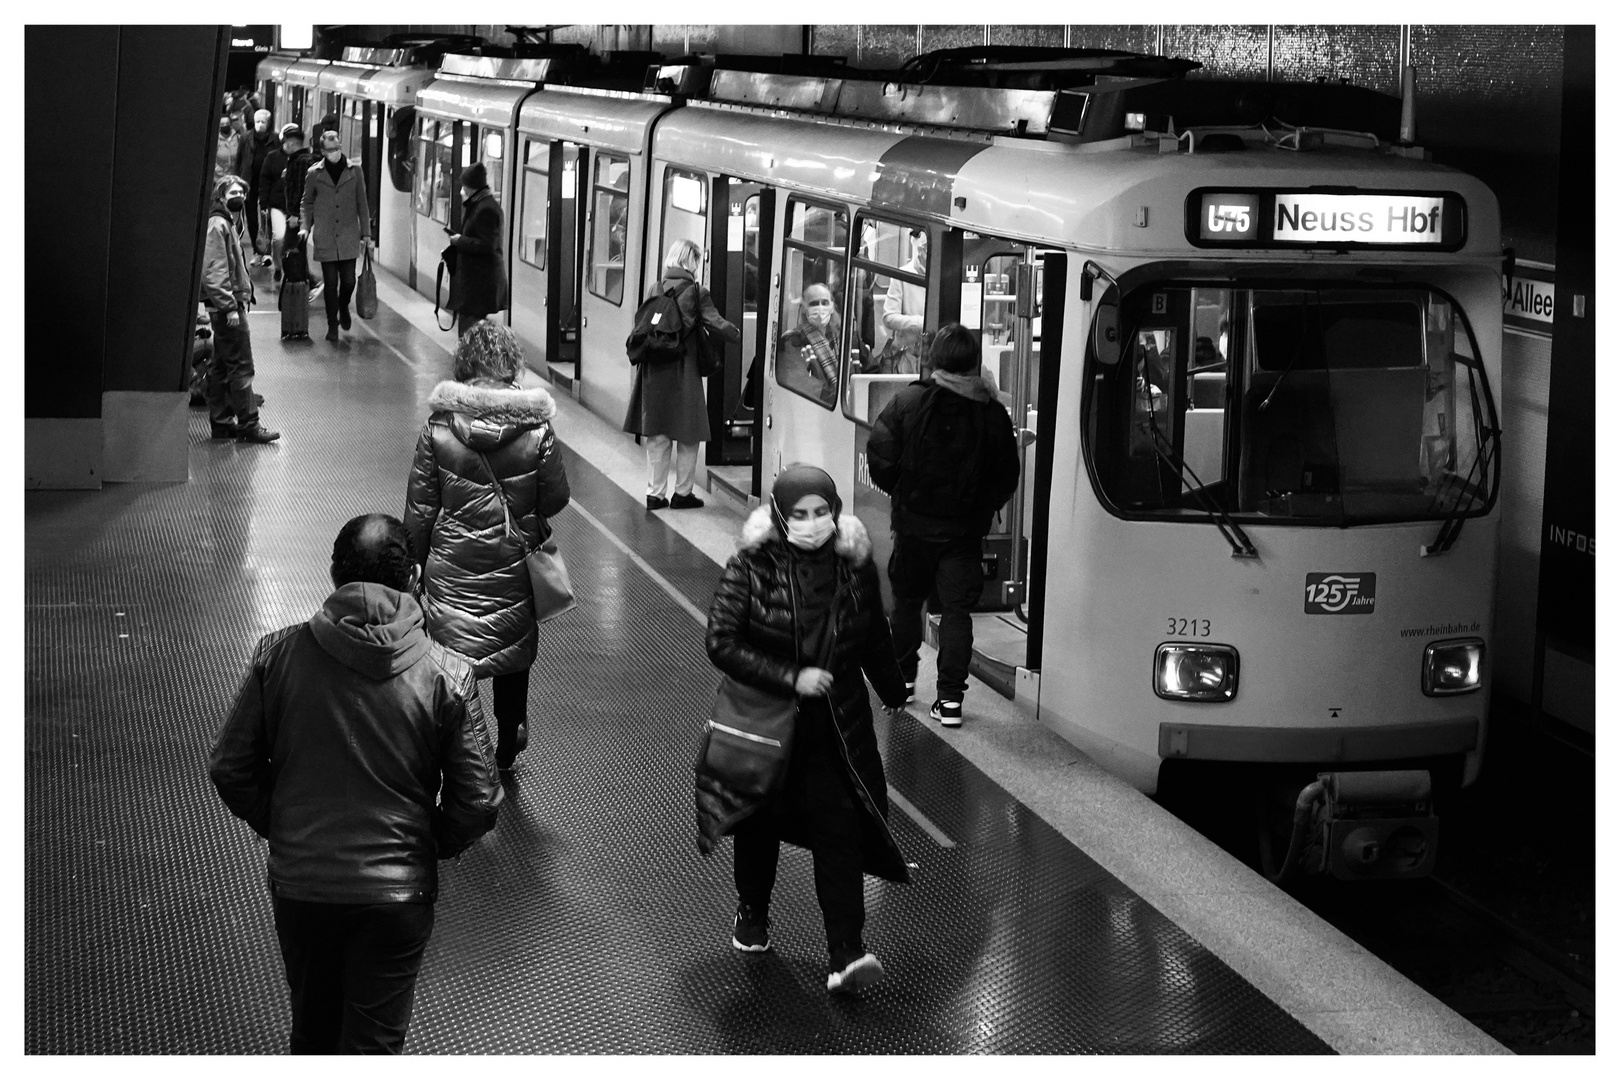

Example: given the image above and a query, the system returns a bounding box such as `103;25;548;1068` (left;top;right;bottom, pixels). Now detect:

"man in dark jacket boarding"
209;514;503;1054
867;323;1022;728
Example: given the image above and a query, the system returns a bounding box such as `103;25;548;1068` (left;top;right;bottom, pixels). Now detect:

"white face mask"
806;305;832;329
325;150;342;163
785;514;836;550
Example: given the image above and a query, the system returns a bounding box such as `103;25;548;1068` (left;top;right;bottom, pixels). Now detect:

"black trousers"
204;310;259;428
732;701;866;953
490;667;530;762
321;259;357;328
272;896;435;1055
888;533;985;701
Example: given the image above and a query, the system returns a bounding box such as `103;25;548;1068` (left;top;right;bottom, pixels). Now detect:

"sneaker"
668;492;704;509
827;947;884;994
732;904;770;952
903;681;916;702
929;699;963;727
646;495;669;510
339;307;351;330
235;424;281;444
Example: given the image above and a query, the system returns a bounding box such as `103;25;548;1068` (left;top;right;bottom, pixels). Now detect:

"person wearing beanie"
299;129;372;341
244;108;276;264
865;323;1021;728
702;464;912;995
444;160;508;337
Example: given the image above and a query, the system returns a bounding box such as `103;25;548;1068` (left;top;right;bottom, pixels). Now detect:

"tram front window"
1088;283;1497;526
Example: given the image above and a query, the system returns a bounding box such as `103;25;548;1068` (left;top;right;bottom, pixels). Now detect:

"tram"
412;48;1506;881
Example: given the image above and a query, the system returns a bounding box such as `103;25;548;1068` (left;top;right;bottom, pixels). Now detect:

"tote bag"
475;452;577;623
355;246;378;320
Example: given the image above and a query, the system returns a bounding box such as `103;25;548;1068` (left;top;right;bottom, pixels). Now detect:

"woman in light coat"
622;239;740;510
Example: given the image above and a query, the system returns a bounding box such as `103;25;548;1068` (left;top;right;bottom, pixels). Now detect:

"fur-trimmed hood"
428;379;555;423
738;504;873;565
429;379;556;452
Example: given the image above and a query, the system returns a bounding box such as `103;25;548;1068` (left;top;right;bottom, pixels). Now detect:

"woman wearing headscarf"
624;239;740;510
702;464;911;994
403;321;570;778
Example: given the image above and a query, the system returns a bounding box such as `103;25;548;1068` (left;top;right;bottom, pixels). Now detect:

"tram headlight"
1154;643;1239;702
1422;638;1485;696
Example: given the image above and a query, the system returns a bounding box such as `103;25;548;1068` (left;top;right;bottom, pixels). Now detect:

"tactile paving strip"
24;291;1329;1054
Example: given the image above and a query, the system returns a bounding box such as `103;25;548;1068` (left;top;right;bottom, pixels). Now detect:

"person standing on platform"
300;130;372;342
214;113;249;183
443;162;507;337
702;464;912;995
623;238;740;510
245;108;275;265
200;174;279;444
403;321;571;779
209;513;503;1054
866;323;1021;728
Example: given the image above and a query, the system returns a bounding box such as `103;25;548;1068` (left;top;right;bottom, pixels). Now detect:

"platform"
21;263;1506;1054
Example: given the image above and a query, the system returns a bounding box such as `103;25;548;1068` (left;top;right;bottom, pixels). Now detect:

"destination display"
1188;190;1465;249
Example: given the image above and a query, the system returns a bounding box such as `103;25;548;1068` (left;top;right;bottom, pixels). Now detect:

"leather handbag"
475;452;577;623
434;244;458;331
696;676;797;801
355;246;378;320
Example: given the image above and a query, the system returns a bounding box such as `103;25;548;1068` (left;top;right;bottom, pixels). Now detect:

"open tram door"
952;237;1064;695
706;178;775;495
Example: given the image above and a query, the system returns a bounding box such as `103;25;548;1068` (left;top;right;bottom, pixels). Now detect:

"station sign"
1503;260;1556;336
1188;189;1466;250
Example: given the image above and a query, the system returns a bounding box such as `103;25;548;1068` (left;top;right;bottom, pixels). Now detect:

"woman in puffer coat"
702;463;911;995
403;320;570;776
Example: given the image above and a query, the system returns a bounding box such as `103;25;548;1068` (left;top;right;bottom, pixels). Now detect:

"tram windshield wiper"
1146;420;1259;559
1423;420;1500;556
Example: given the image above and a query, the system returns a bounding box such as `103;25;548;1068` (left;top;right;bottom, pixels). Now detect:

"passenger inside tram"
780;283;856;406
878;230;928;374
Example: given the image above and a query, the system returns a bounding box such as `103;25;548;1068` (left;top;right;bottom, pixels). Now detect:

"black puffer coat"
702;506;911;883
403;379;570;677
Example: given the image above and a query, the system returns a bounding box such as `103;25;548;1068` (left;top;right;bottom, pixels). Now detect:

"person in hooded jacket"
866;323;1021;728
209;513;502;1053
624;238;740;510
200;174;279;443
444;162;507;337
703;464;912;994
403;321;570;777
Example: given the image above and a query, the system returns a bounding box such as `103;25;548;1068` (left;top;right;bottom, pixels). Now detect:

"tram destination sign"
1188;189;1465;250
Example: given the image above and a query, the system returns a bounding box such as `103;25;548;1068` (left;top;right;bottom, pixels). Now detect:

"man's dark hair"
929;322;979;374
331;514;417;591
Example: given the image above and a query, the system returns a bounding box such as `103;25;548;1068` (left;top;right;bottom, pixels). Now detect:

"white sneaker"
827;951;884;994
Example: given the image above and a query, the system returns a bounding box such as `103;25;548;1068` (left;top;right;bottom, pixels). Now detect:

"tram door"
358;100;382;242
545;142;587;386
959;239;1056;616
707;178;775;478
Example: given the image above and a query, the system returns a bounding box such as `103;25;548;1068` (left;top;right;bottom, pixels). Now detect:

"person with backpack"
622;239;740;510
865;323;1021;727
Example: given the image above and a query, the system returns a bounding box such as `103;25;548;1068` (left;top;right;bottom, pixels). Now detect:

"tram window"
852;216;929;377
518;139;546;269
430;122;453;224
414;118;436;216
587;154;630;304
660;168;709;283
480;130;504;203
776;199;849;411
1085;283;1497;526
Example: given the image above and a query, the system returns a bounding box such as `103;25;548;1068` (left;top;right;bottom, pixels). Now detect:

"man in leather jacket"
209;514;502;1054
